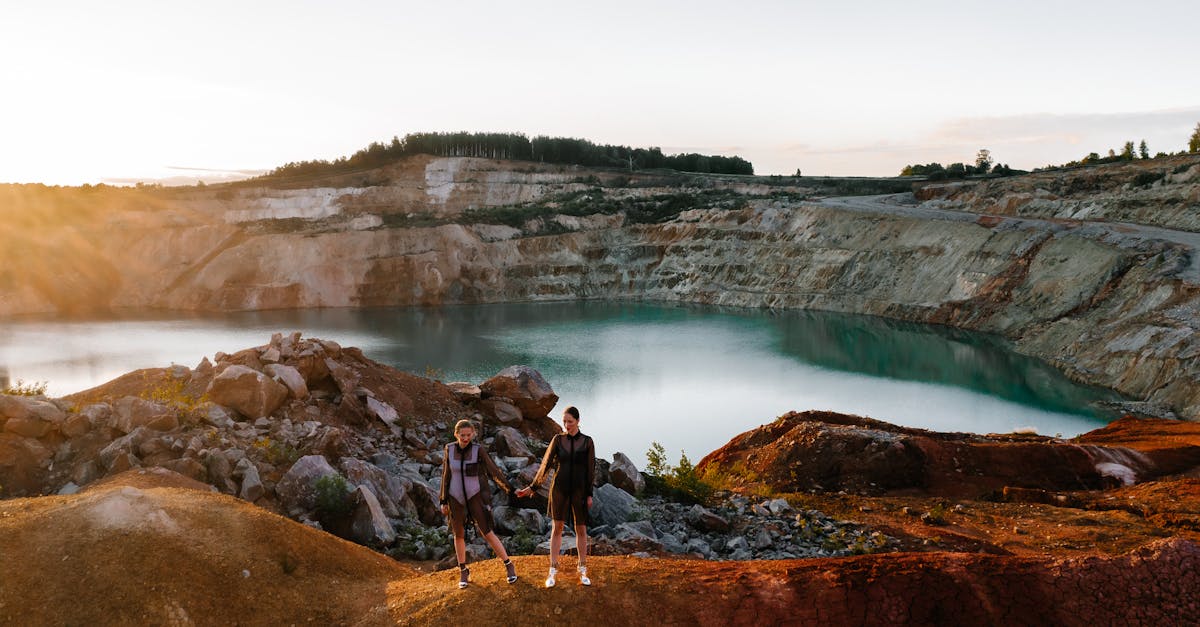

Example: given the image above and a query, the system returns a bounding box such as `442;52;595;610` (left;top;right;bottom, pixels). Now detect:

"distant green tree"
1120;141;1136;161
1190;123;1200;153
1139;140;1150;159
945;162;967;178
975;148;993;173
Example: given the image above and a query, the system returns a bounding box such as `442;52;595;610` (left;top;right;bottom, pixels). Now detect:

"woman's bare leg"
482;530;510;561
574;524;588;567
549;520;564;567
453;532;467;565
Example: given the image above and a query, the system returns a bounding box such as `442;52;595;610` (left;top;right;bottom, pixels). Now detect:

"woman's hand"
587;497;593;509
515;487;531;498
440;504;449;517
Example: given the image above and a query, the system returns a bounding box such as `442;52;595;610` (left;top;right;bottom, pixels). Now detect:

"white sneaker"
578;566;591;586
545;567;557;588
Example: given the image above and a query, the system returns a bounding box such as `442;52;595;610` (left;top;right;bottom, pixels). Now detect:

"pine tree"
1139;140;1150;159
1190;123;1200;153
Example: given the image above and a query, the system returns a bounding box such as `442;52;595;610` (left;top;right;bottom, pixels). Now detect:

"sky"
2;0;1199;185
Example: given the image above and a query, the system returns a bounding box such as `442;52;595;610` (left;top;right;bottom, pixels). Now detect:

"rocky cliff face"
5;155;1200;416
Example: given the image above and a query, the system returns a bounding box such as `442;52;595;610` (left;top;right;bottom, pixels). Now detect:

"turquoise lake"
0;302;1123;467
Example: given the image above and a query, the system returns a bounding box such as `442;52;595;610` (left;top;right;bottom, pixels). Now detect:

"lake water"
0;302;1123;467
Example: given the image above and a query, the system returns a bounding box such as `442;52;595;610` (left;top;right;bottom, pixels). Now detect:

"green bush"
315;473;353;517
642;442;713;504
1130;171;1165;188
506;527;539;555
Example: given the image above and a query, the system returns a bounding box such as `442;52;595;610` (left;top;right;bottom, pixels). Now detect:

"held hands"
587;496;593;509
439;503;449;517
515;487;533;498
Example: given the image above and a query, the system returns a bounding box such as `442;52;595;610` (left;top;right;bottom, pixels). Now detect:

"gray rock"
686;538;713;558
349;485;396;547
161;457;208;482
725;536;750;553
0;395;66;425
261;347;282;364
364;396;399;427
205;365;289;419
479;399;522;424
57;482;80;495
60;412;92;438
201;403;235;428
752;528;774;550
492;505;545;535
685;504;730;533
3;415;53;438
729;548;753;561
480;365;558;420
446;382;482;403
237;459;265;502
206;451;238;494
98;428;151;470
275;455;339;516
590;483;636;527
491;426;533;459
396;475;443;526
535;535;577;556
767;498;793;516
659;532;687;554
323;357;359;398
264;364;308;400
609;452;645;495
341;458;414;520
618;519;658;540
79;403;113;429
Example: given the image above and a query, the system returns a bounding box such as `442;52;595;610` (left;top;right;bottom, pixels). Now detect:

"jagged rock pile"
0;335;549;544
0;335;900;566
588;494;891;560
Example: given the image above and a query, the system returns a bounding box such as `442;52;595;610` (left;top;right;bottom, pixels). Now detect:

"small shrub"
1130;171;1164;188
507;527;539;555
645;442;669;477
2;379;47;396
315;473;353;517
253;437;300;467
642;442;713;504
922;503;949;526
139;376;207;414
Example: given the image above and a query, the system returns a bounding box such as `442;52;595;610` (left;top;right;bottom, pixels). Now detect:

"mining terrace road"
814;193;1200;284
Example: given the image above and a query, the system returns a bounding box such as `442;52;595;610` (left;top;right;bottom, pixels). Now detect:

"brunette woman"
516;406;595;587
439;419;518;589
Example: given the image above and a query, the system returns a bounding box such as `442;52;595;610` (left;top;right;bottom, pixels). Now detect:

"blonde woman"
516;406;595;587
439;419;518;589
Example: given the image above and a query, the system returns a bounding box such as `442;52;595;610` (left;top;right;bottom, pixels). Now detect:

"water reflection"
0;302;1123;465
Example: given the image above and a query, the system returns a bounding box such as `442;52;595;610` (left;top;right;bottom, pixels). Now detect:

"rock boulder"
276;455;340;516
480;366;558;420
609;452;645;495
206;365;289;420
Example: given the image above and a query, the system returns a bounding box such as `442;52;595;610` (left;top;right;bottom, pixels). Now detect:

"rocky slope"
698;411;1200;557
4;339;1200;623
3;435;1198;624
5;154;1200;417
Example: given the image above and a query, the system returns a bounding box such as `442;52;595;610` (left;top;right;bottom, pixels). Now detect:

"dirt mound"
388;542;1200;626
698;411;1200;499
3;468;1196;625
0;468;413;625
